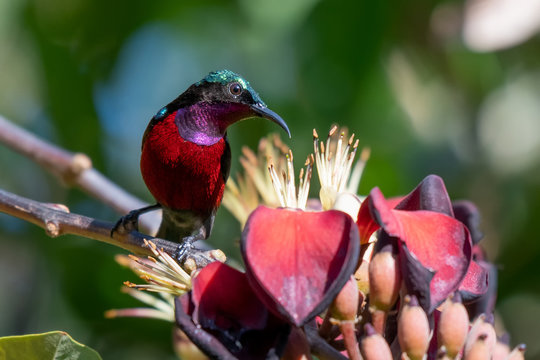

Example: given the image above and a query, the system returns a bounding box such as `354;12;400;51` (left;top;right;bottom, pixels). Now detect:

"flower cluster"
113;127;524;360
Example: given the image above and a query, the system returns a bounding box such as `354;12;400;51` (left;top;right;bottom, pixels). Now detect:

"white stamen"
268;152;312;210
313;126;369;209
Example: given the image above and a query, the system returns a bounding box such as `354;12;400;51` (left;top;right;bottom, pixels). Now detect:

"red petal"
395;175;454;216
398;240;435;311
458;260;489;301
175;295;237;360
191;262;268;331
464;257;497;318
356;192;404;244
367;187;472;312
242;206;360;326
386;196;405;209
392;211;472;311
357;198;380;244
453;200;484;245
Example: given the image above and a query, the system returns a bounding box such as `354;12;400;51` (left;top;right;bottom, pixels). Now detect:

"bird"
112;70;290;260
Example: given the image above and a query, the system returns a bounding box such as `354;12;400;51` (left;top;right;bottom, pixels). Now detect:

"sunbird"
113;70;290;260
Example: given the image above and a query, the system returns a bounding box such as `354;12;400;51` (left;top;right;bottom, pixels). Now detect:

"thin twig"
0;188;177;257
0;115;160;234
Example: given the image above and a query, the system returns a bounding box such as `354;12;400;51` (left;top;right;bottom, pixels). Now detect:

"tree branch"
0;187;178;257
0;116;219;264
0;115;159;234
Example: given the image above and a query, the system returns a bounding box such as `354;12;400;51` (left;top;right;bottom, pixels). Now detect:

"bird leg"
175;226;207;262
111;204;161;236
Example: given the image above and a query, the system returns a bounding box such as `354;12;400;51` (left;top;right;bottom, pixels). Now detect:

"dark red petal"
458;260;489;302
176;262;291;359
395;175;454;216
387;196;405;209
357;196;380;244
397;211;471;311
398;239;435;312
367;187;400;233
242;206;360;327
175;295;237;360
464;256;497;318
369;188;472;312
191;262;268;331
453;200;484;245
356;192;404;244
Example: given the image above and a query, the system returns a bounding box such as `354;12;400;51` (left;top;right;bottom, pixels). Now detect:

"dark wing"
220;135;232;183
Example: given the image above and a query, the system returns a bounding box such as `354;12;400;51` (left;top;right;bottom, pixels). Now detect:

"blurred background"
1;0;540;358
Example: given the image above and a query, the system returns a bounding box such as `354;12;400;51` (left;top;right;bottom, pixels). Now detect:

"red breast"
140;112;227;215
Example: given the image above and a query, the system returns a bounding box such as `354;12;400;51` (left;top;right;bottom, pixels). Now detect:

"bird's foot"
174;229;222;271
111;210;140;236
111;204;161;237
174;235;198;262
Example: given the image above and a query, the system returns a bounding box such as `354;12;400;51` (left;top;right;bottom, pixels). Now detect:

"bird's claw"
174;228;207;264
111;210;140;237
174;238;195;262
111;204;161;237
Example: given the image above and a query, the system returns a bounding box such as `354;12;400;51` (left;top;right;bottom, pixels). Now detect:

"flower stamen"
268;151;313;210
314;126;369;209
223;134;290;226
116;240;191;296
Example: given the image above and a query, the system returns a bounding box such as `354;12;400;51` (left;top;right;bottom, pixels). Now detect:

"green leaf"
0;331;102;360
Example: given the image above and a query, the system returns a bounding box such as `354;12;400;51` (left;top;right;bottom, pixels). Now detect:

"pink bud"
492;341;510;360
438;294;469;358
355;257;370;295
464;315;496;359
329;277;361;360
398;295;430;360
436;347;452;360
330;275;359;321
361;324;393;360
507;344;526;360
464;334;491;360
369;250;401;312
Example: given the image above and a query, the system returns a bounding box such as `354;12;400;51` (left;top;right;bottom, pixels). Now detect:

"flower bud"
464;334;490;360
329;275;359;321
464;315;496;359
438;294;469;358
361;324;393;360
355;257;370;295
398;295;430;360
492;341;510;360
436;347;452;360
368;248;401;312
507;344;526;360
329;277;362;360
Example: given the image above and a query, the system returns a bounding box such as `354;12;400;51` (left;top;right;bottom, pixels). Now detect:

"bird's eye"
228;82;243;96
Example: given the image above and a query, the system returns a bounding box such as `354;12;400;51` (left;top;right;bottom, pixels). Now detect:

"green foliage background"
1;0;540;358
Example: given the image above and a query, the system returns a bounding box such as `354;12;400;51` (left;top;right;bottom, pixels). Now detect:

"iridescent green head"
148;70;290;146
196;69;266;107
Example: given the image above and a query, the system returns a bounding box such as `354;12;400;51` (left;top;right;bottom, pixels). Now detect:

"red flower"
242;206;360;327
175;262;290;359
357;175;488;312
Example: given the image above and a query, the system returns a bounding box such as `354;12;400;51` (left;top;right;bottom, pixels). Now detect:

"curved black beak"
250;103;291;138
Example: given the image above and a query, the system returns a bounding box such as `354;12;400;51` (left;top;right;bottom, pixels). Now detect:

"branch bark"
0;188;178;257
0;115;160;234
